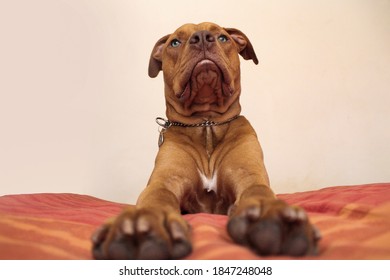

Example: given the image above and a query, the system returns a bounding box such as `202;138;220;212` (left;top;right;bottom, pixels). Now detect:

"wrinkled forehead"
172;22;223;38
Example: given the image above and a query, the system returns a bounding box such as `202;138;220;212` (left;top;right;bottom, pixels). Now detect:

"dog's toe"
138;237;170;259
107;235;137;260
249;219;282;255
281;223;311;256
227;216;250;245
172;239;192;259
91;224;111;259
168;220;192;259
282;233;309;256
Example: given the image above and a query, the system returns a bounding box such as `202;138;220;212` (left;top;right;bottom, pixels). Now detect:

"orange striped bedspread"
0;183;389;259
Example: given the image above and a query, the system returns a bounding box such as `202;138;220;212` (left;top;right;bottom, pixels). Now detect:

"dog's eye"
218;35;228;43
170;39;181;48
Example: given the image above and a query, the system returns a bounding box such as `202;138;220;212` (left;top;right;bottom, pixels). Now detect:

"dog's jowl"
91;22;321;259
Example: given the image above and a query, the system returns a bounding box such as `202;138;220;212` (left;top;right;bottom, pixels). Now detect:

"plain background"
1;0;389;204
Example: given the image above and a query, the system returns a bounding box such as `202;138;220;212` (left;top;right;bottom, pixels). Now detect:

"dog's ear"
224;28;259;65
148;34;170;78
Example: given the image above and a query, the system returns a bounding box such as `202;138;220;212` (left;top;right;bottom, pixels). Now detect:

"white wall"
1;0;389;204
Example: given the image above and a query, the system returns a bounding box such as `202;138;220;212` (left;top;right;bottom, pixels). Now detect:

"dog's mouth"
177;59;234;111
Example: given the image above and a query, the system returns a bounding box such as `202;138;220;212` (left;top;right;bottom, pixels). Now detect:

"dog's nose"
189;30;215;48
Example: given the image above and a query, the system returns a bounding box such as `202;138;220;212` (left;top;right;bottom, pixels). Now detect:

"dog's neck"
156;115;241;151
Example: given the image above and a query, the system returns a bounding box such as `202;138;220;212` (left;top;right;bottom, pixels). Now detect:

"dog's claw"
246;206;261;221
121;218;134;235
282;206;307;222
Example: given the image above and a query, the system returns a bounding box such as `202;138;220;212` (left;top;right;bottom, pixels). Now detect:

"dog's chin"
177;59;235;115
192;110;222;118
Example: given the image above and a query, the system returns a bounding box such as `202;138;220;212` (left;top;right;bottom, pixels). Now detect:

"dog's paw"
91;206;192;259
227;199;321;256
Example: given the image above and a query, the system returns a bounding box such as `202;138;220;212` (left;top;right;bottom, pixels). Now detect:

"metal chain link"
156;115;240;129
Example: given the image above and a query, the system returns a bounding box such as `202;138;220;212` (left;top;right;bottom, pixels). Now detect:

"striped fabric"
0;184;389;259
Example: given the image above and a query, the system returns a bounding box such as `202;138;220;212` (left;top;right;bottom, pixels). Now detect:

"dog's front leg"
92;146;195;260
91;192;191;260
219;119;321;256
92;185;192;260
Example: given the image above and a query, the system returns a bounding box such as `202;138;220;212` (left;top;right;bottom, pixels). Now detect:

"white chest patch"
199;171;218;193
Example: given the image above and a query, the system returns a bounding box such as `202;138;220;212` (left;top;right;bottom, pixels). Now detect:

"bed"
0;183;389;259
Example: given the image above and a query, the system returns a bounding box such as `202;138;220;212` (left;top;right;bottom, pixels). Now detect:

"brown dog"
92;22;320;259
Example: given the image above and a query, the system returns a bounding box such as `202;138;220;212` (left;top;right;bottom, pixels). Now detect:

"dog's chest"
179;125;235;214
199;171;218;193
197;126;227;193
183;170;231;215
204;126;215;158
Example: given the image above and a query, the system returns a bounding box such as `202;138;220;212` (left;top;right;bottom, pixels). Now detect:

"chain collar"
155;115;240;147
156;115;240;129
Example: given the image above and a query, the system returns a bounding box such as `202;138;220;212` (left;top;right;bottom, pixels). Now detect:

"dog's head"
149;22;258;122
